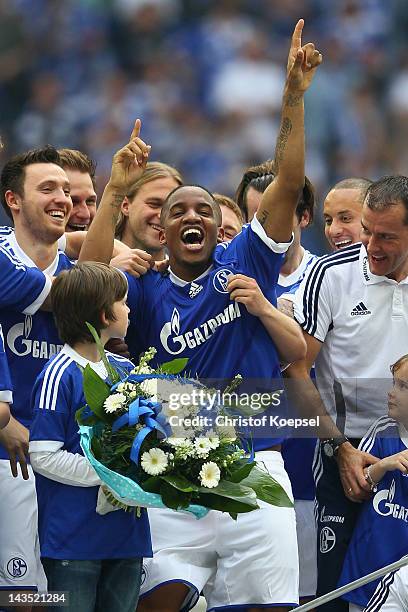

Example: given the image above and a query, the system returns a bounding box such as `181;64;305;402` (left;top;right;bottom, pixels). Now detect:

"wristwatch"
322;435;349;458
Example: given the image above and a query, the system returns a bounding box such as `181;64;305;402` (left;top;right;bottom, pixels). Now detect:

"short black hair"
1;145;63;220
235;160;315;225
160;184;222;225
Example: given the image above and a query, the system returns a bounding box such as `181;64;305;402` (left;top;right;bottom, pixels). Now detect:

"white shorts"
295;499;317;598
0;461;47;591
141;450;299;610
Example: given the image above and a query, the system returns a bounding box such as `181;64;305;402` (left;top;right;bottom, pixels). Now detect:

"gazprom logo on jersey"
213;268;234;294
7;316;63;359
373;479;408;522
160;304;241;355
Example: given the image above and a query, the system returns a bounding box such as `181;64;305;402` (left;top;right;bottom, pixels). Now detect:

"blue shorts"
315;441;362;612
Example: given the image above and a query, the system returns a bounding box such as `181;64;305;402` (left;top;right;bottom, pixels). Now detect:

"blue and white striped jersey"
365;561;408;611
338;416;408;608
30;345;152;560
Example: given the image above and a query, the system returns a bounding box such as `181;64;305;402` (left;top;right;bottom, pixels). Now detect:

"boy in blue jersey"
338;354;408;610
0;324;11;429
29;262;151;612
80;19;322;612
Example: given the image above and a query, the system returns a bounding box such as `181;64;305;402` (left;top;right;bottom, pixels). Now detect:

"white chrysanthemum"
199;462;220;488
208;436;220;450
141;448;168;475
194;437;212;456
166;437;187;447
104;393;127;413
117;383;126;392
140;378;159;401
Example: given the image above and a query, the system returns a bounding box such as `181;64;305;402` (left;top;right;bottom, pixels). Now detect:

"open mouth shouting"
181;227;205;251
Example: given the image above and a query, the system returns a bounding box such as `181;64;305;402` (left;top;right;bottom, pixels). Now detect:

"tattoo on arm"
286;93;303;107
110;193;125;230
274;117;292;172
258;209;269;228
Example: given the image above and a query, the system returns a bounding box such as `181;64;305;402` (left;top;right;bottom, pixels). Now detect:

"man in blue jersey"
0;146;74;600
80;19;322;612
0;324;12;429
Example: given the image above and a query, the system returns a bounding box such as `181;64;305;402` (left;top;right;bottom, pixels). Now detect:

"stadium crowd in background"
1;0;408;255
1;4;408;612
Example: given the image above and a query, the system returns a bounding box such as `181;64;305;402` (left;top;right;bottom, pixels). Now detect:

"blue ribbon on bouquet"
112;397;170;463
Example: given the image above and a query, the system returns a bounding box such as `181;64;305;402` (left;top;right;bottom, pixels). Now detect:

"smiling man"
286;174;408;611
80;19;322;612
323;177;372;251
115;161;182;261
0;146;75;603
58;148;97;232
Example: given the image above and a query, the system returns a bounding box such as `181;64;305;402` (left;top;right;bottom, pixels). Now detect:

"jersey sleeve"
365;566;408;612
358;417;395;458
124;272;143;316
29;368;72;451
293;257;333;342
218;214;292;289
0;325;12;403
0;241;51;314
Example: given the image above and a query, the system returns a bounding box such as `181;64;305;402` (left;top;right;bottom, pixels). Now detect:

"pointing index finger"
291;18;304;52
130;118;141;141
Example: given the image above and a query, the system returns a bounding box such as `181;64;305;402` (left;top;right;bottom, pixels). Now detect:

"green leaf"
82;364;111;423
228;460;256;483
160;481;190;510
197;492;257;514
141;477;161;493
239;466;293;508
198;480;258;510
85;322;121;384
161;474;200;493
91;435;102;460
160;358;189;374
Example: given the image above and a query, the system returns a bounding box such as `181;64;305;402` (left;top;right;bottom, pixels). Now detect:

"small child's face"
388;361;408;428
109;295;130;339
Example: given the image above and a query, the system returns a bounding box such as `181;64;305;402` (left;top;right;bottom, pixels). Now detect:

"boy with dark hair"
29;262;151;612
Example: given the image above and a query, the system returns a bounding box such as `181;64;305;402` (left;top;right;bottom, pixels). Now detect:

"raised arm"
79;119;151;264
257;19;322;242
